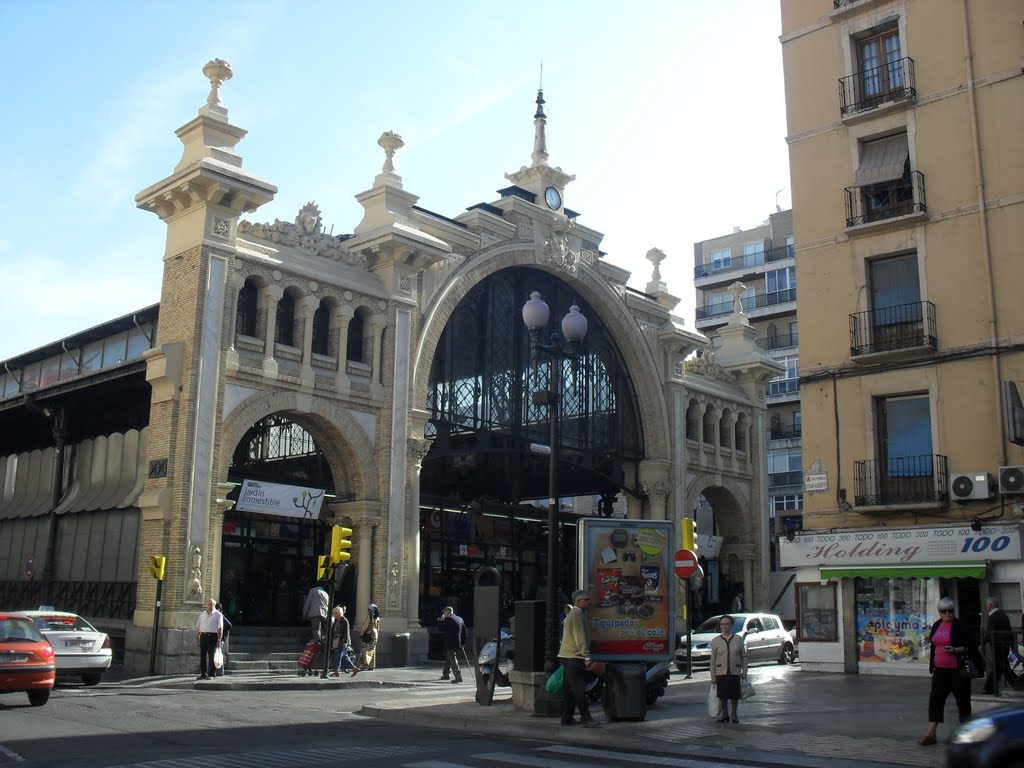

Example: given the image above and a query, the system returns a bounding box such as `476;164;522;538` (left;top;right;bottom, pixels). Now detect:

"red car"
0;613;56;706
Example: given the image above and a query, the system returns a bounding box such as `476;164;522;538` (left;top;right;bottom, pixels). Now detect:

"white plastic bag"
740;678;756;699
213;647;224;669
707;684;722;717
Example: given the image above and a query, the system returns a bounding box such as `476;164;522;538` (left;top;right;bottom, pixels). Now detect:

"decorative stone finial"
728;281;748;314
379;131;405;174
646;247;666;283
531;89;549;167
202;59;233;108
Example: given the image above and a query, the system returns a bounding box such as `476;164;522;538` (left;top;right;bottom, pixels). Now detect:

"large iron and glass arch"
422;267;644;507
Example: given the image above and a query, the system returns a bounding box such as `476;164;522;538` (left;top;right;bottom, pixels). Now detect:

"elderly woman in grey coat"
710;614;748;723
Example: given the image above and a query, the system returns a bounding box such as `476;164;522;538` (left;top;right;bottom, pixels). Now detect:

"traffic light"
317;555;332;581
331;526;353;564
682;517;698;552
148;555;166;581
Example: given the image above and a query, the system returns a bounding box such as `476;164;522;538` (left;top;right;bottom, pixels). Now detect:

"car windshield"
32;615;96;633
0;617;45;642
695;615;749;633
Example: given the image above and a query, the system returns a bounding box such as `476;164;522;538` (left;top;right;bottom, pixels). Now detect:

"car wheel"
779;643;795;665
28;689;50;707
82;674;102;687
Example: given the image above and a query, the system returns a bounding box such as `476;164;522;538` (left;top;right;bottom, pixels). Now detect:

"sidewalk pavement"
107;664;1024;768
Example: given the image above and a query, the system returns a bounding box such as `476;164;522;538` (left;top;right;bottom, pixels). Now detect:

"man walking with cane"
439;605;467;683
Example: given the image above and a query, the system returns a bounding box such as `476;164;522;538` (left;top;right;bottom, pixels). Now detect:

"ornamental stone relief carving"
640;480;672;502
540;221;578;273
239;203;367;267
212;217;230;238
684;350;736;383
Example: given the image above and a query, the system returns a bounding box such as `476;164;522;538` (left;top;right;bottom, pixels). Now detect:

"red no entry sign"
674;548;698;579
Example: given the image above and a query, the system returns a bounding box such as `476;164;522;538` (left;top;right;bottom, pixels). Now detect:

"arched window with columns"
236;278;258;338
685;399;699;440
720;408;733;449
311;299;330;356
275;288;298;346
346;309;366;362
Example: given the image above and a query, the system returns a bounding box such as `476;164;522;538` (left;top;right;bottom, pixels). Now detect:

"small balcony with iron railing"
696;287;797;325
768;424;802;441
845;171;926;229
854;454;949;508
758;332;799;352
850;301;936;360
694;245;794;282
769;470;804;491
839;57;916;118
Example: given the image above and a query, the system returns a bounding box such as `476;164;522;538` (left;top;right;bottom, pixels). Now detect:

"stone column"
260;284;283;380
297;295;319;388
332;306;353;395
725;412;739;470
225;273;246;372
696;402;707;460
406;433;431;629
368;315;387;400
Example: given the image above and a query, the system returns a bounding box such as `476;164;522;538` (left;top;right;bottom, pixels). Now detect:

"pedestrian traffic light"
317;555;332;581
331;526;353;564
682;518;698;552
148;555;166;581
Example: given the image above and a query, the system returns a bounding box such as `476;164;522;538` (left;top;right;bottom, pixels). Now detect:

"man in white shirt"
195;598;224;680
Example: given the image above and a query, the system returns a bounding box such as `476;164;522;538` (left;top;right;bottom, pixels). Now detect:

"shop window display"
797;582;838;642
855;577;939;666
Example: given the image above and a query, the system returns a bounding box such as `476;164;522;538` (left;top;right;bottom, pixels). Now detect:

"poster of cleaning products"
578;519;675;661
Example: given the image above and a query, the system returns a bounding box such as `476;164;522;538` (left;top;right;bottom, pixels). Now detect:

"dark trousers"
198;633;218;677
442;648;463;680
309;616;325;642
928;667;971;723
985;643;1016;691
560;657;589;723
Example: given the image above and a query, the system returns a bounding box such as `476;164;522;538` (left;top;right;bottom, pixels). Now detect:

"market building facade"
1;60;781;672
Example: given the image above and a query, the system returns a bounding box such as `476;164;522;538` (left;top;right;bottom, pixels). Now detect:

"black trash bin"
602;662;647;721
392;633;410;667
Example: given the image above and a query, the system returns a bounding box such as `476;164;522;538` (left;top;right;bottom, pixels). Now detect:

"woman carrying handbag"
920;597;976;746
354;603;380;674
709;614;748;724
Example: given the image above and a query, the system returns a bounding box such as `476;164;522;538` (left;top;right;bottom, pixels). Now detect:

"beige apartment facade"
779;0;1024;675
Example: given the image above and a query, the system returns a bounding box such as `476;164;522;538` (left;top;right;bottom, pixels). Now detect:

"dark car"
947;705;1024;768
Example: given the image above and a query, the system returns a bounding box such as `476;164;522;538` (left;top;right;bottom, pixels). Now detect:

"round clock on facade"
544;186;562;210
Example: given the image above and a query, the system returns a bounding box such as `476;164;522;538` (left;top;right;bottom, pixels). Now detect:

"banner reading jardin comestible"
236;479;326;519
578;519;675;662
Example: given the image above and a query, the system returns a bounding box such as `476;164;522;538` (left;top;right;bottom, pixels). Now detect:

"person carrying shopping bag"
710;614;747;723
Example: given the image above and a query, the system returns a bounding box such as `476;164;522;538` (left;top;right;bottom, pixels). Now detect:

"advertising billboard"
578;519;675;662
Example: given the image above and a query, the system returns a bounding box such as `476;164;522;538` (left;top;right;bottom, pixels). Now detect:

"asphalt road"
0;666;810;768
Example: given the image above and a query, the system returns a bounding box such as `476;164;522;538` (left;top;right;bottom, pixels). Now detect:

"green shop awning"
819;562;987;580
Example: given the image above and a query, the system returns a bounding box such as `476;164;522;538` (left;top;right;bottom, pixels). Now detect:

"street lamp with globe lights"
521;291;588;674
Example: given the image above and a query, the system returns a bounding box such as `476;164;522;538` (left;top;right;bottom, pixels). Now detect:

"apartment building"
693;211;803;564
778;0;1024;675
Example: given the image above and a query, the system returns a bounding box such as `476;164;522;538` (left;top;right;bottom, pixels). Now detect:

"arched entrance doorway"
690;484;751;622
419;267;644;626
219;415;353;626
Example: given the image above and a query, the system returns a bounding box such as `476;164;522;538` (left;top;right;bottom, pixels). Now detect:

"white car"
675;612;796;673
21;610;112;686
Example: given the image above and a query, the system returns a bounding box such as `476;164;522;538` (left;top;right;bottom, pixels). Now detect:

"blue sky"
0;1;790;361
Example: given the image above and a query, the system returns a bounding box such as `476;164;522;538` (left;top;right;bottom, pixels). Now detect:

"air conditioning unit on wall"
999;466;1024;495
951;472;994;501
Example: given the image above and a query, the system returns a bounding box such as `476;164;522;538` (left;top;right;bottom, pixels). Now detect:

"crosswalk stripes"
403;746;765;768
107;744;434;768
